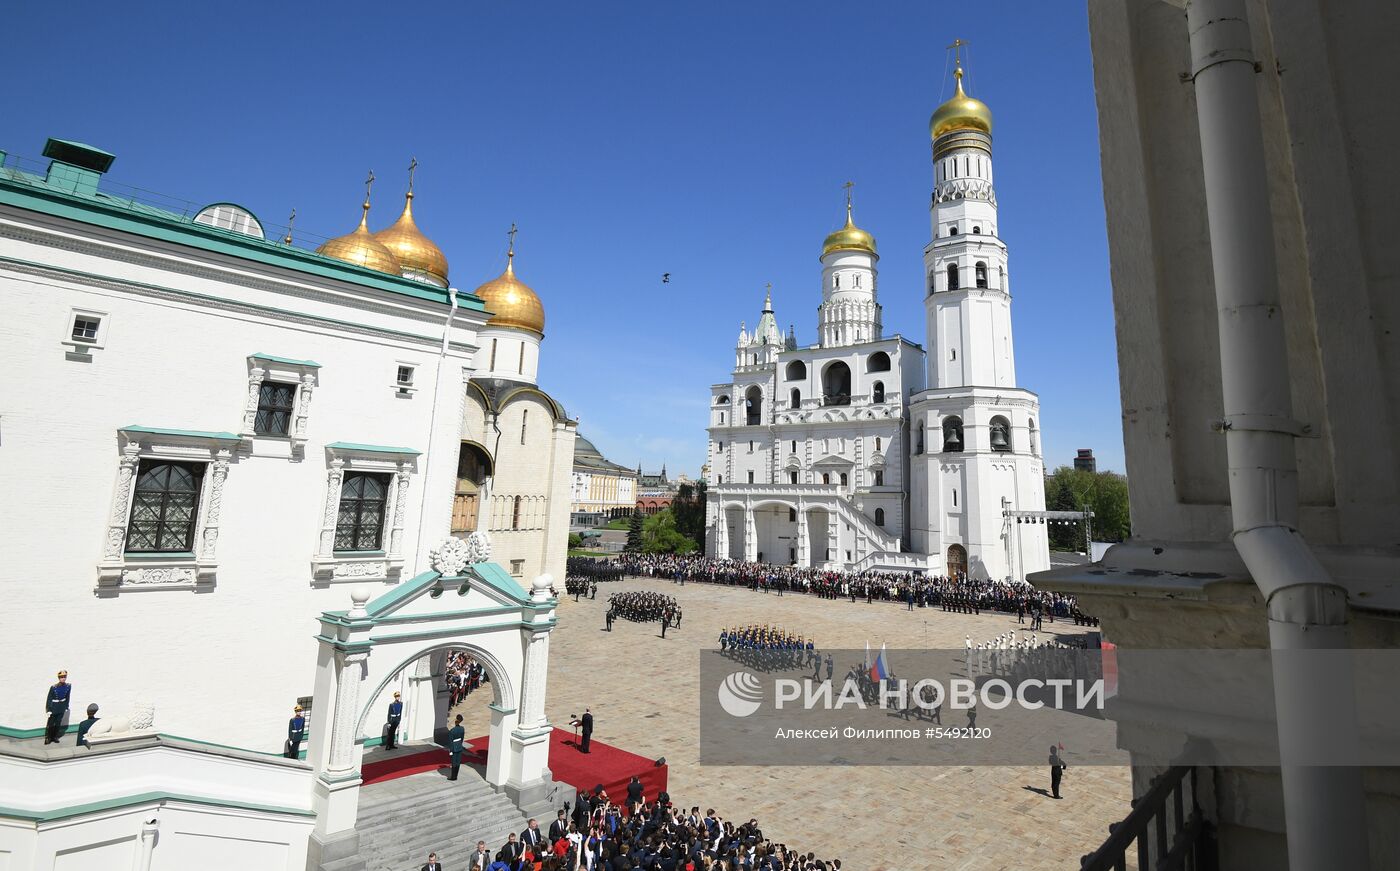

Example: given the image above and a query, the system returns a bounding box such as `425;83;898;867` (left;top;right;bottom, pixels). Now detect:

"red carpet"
468;730;668;806
361;743;488;786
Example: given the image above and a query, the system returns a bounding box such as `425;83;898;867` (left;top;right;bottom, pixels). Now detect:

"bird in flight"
662;273;671;283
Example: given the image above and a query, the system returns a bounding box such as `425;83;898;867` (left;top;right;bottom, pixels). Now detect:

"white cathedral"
705;64;1050;582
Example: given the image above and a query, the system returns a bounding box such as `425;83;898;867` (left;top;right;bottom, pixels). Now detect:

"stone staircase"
354;772;533;871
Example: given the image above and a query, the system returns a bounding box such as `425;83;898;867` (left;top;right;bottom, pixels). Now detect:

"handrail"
1079;766;1215;871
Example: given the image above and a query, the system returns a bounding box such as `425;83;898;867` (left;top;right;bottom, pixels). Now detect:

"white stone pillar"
796;507;810;567
743;506;758;562
405;653;438;743
318;458;346;556
507;576;556;803
328;650;367;774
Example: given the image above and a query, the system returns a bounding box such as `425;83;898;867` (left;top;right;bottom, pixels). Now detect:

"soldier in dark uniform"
384;692;403;750
660;609;670;638
1049;745;1067;799
286;705;306;759
45;670;72;744
447;714;465;780
579;707;593;754
76;703;100;747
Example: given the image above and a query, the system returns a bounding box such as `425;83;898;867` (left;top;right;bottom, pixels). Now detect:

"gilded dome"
374;191;449;284
316;202;402;275
822;203;878;258
929;67;993;140
474;251;545;337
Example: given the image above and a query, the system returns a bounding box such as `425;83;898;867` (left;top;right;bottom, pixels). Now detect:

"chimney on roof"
42;138;115;196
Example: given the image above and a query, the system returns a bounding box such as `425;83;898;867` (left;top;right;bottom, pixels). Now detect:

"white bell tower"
908;44;1049;582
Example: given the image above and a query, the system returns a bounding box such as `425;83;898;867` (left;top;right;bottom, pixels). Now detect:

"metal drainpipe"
415;285;459;559
1186;2;1370;868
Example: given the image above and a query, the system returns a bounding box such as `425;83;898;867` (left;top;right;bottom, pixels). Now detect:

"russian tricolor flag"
868;644;889;682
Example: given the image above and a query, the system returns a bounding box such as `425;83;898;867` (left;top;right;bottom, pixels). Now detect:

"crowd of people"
619;554;1094;624
606;591;681;628
446;651;489;709
427;785;841;870
567;557;627;583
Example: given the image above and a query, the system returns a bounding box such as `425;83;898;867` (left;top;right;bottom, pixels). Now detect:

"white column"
318;458;345;556
508;577;556;798
328;651;368;774
796;507;809;567
743;506;758;562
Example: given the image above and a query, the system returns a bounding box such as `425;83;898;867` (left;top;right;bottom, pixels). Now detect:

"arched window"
942;416;964;452
874;469;884;486
1029;418;1040;457
916;422;925;455
973;225;981;234
822;361;852;406
834;273;841;290
947;263;960;290
854;274;862;288
716;395;730;405
872;381;885;404
875;508;885;527
975;262;988;288
719;412;725;424
745;385;763;426
839;473;848;487
520;409;528;444
875;437;882;451
718;475;723;484
990;415;1012;452
866;352;891;373
789;471;798;484
789;508;797;522
929;273;937;296
790;387;801;407
512;495;523;529
785;360;807;381
822;473;831;485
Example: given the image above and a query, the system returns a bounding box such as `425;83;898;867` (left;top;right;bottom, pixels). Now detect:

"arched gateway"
304;536;567;867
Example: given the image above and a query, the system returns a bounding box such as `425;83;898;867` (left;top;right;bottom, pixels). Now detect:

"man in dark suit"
421;851;443;871
76;704;100;748
385;691;403;750
286;705;306;759
499;833;523;863
45;670;72;744
579;708;593;753
625;775;644;813
520;818;545;851
1049;745;1067;799
447;714;465;780
548;809;569;842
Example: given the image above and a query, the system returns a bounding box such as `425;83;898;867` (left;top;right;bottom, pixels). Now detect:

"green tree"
624;510;645;553
568;532;583;549
1043;466;1131;550
641;509;698;554
669;481;708;554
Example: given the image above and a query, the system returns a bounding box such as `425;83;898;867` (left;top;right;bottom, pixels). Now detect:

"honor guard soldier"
77;703;100;747
286;705;306;759
44;670;72;744
385;692;403;750
447;713;465;780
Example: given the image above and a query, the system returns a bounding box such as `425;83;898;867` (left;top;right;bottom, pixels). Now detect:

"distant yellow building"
570;434;637;524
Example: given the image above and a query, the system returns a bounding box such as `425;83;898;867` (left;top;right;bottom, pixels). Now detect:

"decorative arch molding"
354;637;516;740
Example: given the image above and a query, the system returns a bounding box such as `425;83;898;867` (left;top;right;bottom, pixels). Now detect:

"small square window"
396;365;415;386
71;317;101;343
254;382;297;436
510;559;525;577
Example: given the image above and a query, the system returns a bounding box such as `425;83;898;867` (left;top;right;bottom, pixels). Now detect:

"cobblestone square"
458;576;1131;870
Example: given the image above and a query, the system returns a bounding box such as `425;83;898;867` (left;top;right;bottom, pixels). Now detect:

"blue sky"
2;1;1123;475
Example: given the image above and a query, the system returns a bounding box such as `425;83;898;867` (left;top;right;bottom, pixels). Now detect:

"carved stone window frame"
311;443;420;586
97;427;238;595
241;353;321;457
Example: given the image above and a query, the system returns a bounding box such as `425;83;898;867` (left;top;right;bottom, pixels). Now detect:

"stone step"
355;773;533;871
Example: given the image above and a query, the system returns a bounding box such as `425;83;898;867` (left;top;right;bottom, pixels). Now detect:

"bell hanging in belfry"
944;430;961;451
990;425;1009;450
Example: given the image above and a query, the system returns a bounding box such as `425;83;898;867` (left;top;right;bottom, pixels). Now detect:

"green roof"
325;441;421;456
0;148;486;311
251;352;321;368
121;426;241;441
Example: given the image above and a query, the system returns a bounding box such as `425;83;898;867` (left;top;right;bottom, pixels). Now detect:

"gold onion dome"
930;66;993;140
374;191;449;284
316;200;402;275
822;203;878;258
474;247;545;337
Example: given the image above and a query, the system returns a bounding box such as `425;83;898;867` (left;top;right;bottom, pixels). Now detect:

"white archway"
304;544;565;864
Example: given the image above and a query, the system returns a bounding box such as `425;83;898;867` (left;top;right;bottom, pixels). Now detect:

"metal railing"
1080;766;1215;871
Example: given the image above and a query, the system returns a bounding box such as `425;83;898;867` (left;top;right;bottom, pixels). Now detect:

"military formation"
719;626;821;672
605;590;681;635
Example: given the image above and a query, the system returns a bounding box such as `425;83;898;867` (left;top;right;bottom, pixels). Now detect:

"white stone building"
0;139;571;869
705;69;1049;580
